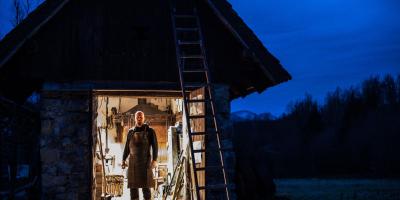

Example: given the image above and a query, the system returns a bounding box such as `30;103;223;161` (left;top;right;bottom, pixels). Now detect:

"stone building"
0;0;291;199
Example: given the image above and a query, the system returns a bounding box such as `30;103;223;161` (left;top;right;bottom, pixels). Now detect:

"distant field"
274;179;400;200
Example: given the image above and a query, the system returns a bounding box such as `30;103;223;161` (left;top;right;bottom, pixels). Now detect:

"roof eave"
203;0;291;89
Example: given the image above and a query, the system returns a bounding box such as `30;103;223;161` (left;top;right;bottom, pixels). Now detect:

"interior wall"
97;96;183;117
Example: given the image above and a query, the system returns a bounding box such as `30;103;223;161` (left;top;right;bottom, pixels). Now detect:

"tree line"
233;74;400;196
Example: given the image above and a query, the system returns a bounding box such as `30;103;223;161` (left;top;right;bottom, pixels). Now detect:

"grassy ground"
275;179;400;200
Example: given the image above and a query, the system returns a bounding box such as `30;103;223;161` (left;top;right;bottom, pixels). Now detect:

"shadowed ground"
275;179;400;200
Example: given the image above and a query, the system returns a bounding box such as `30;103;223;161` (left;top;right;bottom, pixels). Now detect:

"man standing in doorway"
122;111;158;200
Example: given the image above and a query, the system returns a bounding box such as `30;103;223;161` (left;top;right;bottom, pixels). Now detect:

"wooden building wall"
0;0;280;100
4;0;177;82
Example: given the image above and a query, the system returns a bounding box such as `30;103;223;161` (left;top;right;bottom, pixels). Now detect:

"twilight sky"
1;0;400;116
229;0;400;116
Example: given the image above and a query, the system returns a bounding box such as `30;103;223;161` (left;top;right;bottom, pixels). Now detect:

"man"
122;111;158;200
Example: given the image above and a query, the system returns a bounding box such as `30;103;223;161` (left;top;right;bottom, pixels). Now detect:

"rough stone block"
60;125;76;137
213;84;230;114
66;100;89;112
40;138;47;148
55;192;75;200
41;148;59;164
61;137;72;147
41;119;54;136
43;165;57;176
78;127;89;144
57;162;73;174
222;139;233;149
42;174;66;187
55;186;66;193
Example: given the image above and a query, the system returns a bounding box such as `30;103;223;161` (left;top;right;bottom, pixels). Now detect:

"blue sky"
0;1;13;37
229;0;400;116
0;0;43;38
1;0;400;116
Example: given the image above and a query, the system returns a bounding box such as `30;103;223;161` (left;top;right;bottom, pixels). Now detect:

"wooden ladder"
170;1;230;199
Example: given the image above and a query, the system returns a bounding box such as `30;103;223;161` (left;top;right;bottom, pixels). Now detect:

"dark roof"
0;0;291;100
204;0;291;85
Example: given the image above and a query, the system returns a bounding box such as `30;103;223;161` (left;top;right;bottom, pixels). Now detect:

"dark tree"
10;0;38;27
233;73;400;180
361;76;382;108
381;74;397;105
397;74;400;104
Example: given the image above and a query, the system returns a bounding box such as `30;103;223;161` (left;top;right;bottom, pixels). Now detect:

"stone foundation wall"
207;84;237;199
40;91;92;199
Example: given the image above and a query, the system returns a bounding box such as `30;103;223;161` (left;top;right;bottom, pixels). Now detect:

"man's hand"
150;160;158;169
121;160;127;169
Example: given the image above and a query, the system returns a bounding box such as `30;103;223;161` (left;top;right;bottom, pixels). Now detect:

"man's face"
135;112;144;126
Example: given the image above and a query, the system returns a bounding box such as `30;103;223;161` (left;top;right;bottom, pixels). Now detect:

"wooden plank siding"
0;0;291;102
2;0;177;81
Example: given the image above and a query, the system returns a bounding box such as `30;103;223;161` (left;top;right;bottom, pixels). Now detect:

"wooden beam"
93;90;184;98
42;81;186;97
42;81;181;91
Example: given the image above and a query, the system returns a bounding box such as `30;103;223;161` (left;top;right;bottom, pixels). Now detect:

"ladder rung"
190;130;217;136
198;184;227;190
180;55;204;59
176;27;198;31
179;40;201;45
175;14;196;18
183;69;207;73
186;98;210;103
188;113;215;119
193;149;206;153
192;147;231;154
195;165;224;171
173;5;230;199
188;114;207;119
190;131;206;136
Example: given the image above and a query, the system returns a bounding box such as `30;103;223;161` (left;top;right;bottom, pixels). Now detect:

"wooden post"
97;129;108;198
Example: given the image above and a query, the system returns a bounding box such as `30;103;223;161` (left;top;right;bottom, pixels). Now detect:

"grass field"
274;179;400;200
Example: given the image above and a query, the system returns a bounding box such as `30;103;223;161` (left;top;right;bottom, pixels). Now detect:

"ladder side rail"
169;2;201;199
193;8;230;200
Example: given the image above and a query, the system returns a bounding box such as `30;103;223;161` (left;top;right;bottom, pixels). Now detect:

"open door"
91;94;184;200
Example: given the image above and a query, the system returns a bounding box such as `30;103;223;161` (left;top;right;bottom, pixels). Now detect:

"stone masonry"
207;84;237;200
40;91;92;199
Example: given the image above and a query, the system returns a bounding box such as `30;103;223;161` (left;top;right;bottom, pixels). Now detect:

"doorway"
91;89;206;200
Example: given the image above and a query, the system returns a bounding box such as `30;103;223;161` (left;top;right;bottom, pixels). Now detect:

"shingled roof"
0;0;291;99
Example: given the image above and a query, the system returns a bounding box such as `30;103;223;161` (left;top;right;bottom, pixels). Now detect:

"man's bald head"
135;111;145;126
